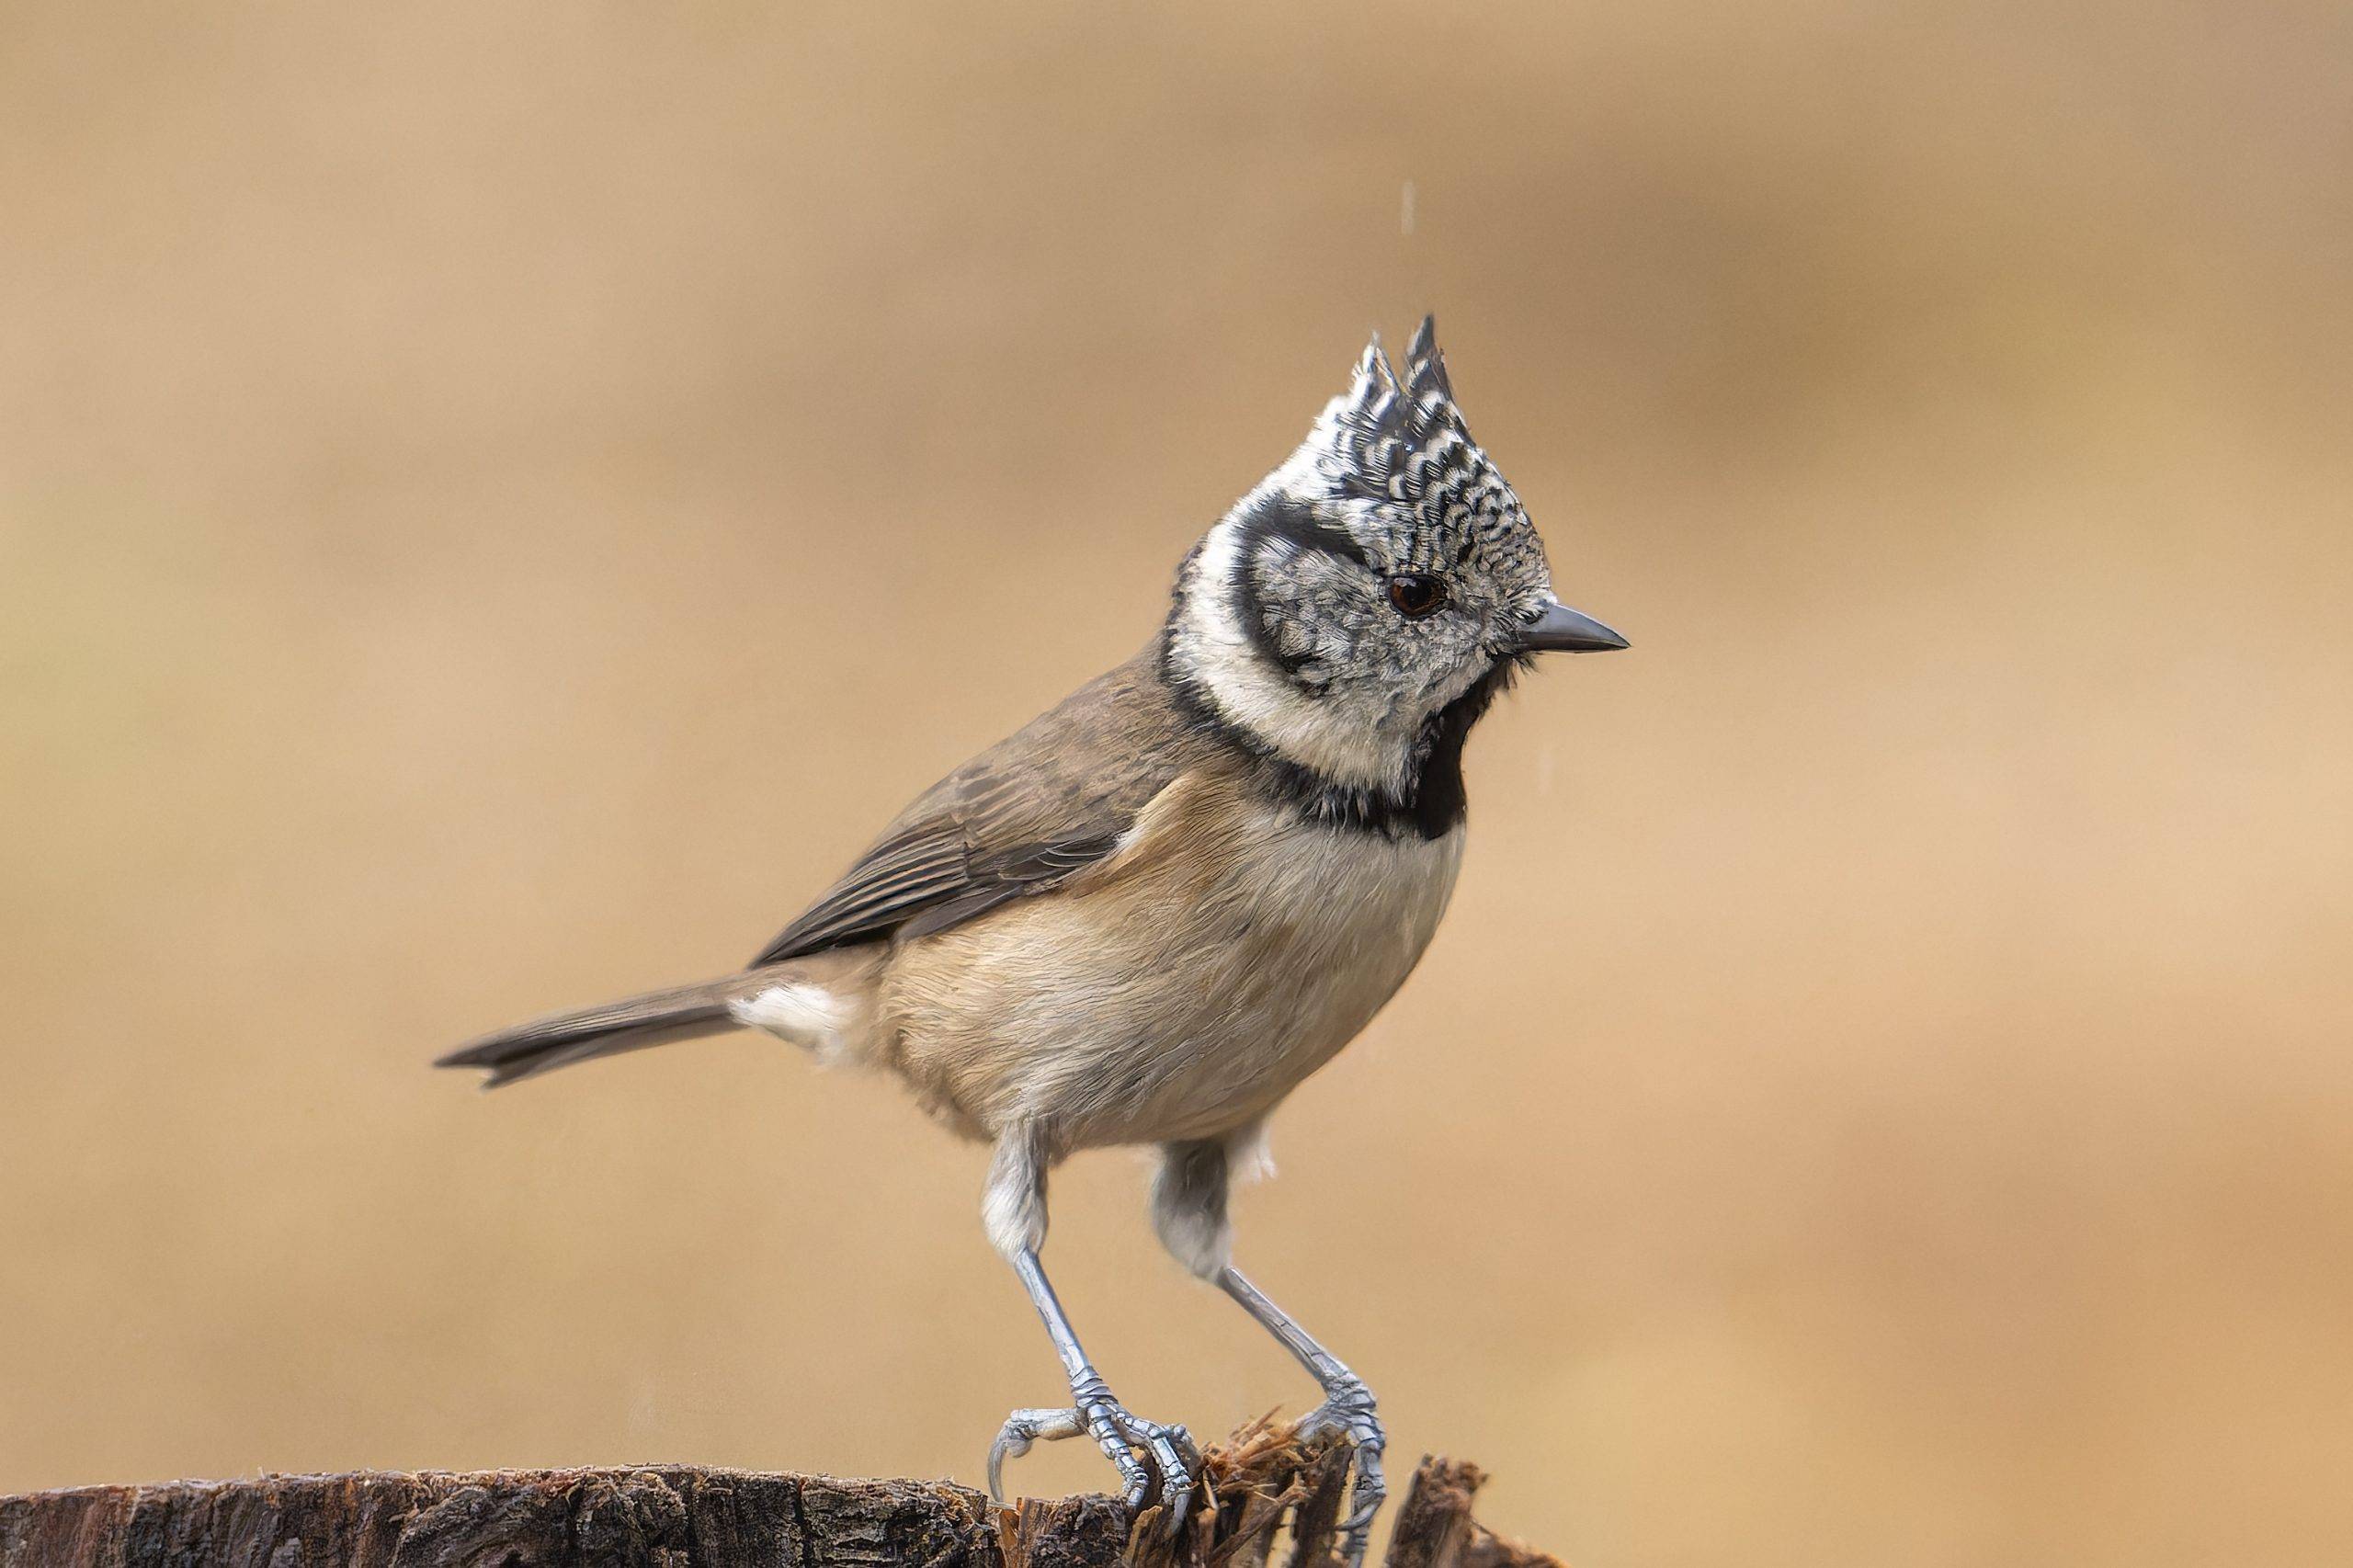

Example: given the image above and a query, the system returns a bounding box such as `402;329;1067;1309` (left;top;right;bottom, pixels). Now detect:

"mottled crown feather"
1318;315;1460;495
1287;315;1529;571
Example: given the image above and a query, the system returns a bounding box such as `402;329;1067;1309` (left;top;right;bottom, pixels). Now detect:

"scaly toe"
1128;1415;1196;1528
1092;1401;1202;1523
987;1394;1202;1520
987;1405;1086;1503
1075;1400;1154;1507
1298;1380;1387;1568
1301;1383;1383;1449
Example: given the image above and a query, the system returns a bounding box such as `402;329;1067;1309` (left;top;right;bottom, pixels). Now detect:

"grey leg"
984;1131;1200;1521
1152;1136;1388;1566
1219;1267;1387;1566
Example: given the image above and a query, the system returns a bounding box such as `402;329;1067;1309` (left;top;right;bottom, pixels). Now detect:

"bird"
436;316;1626;1562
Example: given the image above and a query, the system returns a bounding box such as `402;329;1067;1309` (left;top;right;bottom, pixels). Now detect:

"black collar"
1154;630;1518;842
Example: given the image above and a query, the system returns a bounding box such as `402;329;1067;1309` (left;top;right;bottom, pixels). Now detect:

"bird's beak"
1518;597;1630;653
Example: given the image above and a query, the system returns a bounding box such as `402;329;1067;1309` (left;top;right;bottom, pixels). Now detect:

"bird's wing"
750;651;1193;966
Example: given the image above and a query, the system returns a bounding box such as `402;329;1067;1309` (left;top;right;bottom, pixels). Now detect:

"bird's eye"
1386;573;1448;619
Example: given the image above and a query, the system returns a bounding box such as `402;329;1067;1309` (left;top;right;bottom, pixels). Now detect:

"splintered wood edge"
1385;1457;1567;1568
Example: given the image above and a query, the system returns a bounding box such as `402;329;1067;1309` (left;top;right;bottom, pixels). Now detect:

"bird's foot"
988;1388;1202;1526
1299;1373;1387;1567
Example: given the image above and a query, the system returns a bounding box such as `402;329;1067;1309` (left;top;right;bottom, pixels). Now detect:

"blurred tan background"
5;3;2350;1563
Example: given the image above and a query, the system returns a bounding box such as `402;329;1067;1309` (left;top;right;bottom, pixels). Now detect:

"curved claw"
986;1398;1199;1527
988;1406;1085;1503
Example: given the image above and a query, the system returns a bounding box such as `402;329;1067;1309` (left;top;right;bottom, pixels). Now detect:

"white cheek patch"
1173;514;1415;794
730;983;857;1065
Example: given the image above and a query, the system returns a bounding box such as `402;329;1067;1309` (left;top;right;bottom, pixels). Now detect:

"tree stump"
0;1423;1563;1567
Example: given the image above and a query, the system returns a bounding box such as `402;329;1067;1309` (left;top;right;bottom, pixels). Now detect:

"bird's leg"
989;1247;1201;1517
1153;1135;1387;1566
983;1131;1199;1521
1218;1267;1387;1565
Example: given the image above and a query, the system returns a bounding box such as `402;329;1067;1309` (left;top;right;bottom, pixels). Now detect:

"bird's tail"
435;974;746;1089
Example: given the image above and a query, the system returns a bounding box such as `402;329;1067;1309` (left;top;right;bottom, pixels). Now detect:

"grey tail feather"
435;975;745;1089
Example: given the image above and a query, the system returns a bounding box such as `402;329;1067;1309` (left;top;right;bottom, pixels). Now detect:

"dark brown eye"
1386;573;1448;619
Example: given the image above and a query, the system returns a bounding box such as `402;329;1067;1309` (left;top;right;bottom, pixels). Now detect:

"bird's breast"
881;770;1465;1148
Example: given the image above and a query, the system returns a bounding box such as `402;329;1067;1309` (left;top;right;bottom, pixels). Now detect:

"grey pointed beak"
1519;597;1630;653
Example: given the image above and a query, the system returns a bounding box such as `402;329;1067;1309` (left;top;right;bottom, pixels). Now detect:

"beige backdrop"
4;5;2349;1564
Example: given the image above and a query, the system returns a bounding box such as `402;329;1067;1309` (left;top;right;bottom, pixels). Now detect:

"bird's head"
1165;316;1626;804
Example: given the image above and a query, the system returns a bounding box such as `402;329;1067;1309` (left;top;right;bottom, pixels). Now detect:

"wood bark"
0;1425;1563;1568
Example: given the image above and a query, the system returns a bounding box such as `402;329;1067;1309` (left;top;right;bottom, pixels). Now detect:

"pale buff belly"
878;800;1464;1150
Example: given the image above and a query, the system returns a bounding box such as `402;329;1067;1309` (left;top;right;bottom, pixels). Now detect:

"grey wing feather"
757;830;969;957
749;653;1188;966
751;823;1122;961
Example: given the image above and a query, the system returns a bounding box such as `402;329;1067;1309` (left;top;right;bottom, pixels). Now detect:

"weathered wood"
1382;1459;1559;1568
0;1426;1563;1568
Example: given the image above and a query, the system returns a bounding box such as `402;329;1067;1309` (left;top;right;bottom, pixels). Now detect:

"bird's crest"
1289;316;1529;565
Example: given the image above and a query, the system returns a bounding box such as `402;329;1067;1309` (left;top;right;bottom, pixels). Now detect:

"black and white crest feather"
1280;317;1534;576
